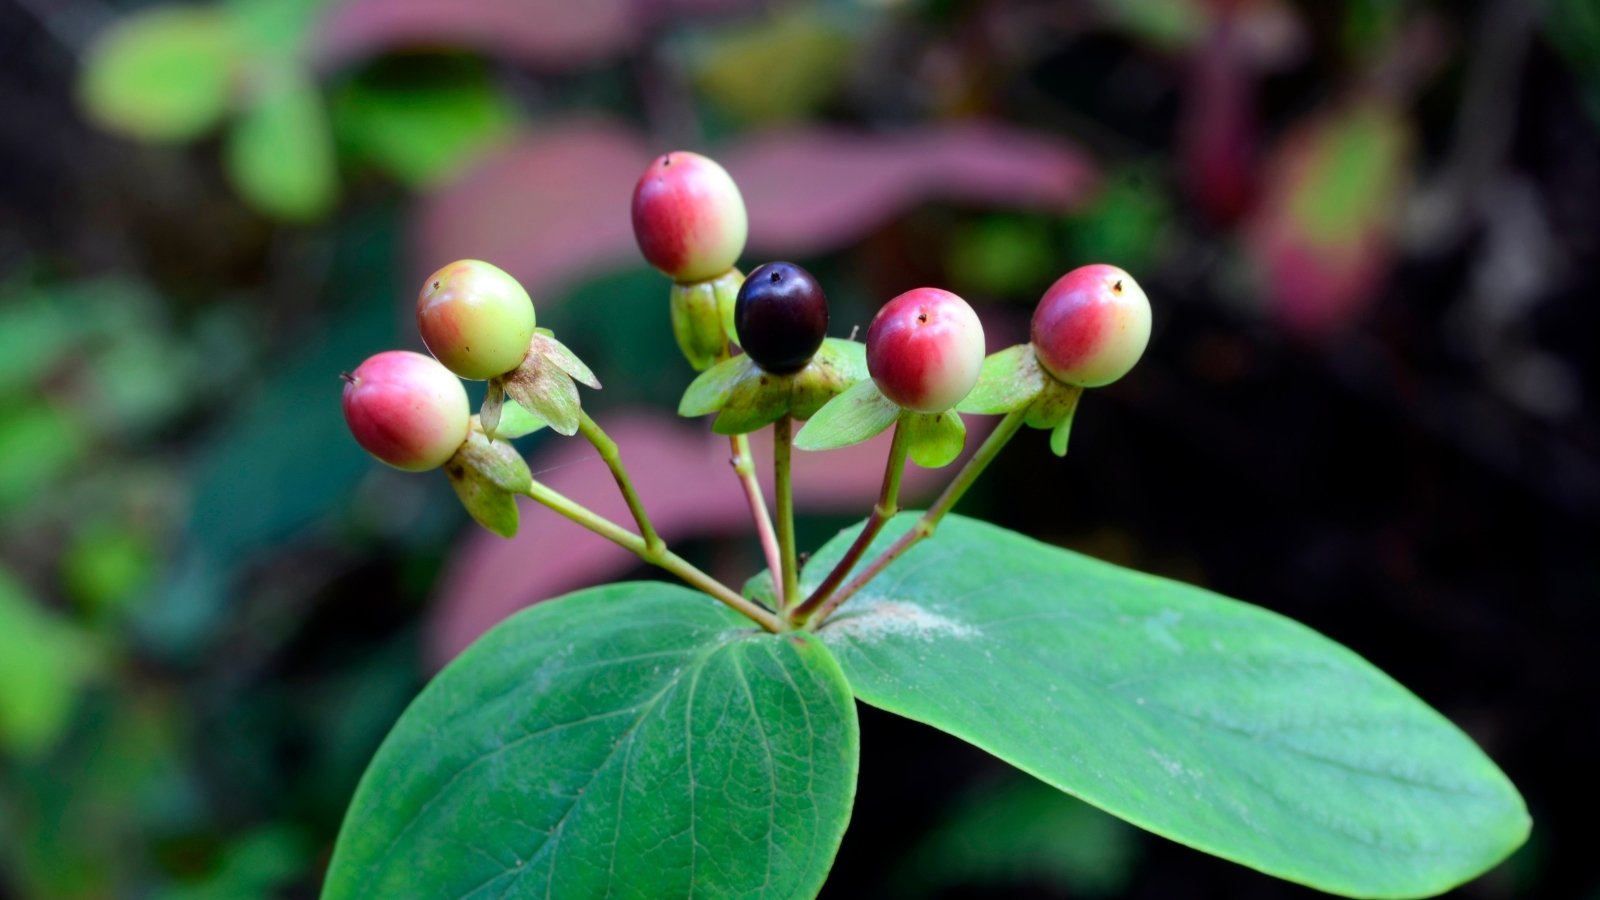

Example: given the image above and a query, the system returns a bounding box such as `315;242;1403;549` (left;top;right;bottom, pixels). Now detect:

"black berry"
734;262;829;374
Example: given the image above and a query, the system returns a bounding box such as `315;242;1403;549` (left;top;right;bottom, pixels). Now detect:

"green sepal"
1048;397;1078;458
443;434;523;538
713;368;791;435
504;354;580;436
532;332;601;390
479;377;506;438
685;339;868;436
957;344;1048;415
670;269;743;371
1023;379;1083;430
791;338;866;420
679;354;752;417
495;398;546;439
794;379;898;451
453;426;532;493
904;409;966;468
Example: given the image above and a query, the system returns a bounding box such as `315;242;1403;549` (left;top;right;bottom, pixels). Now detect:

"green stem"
790;416;912;624
578;410;664;555
805;409;1027;629
730;433;784;606
521;478;784;633
773;416;799;610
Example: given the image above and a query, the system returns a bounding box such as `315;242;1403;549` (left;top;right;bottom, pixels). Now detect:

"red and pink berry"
632;151;748;284
1030;264;1151;387
416;259;536;382
866;288;986;413
342;350;470;472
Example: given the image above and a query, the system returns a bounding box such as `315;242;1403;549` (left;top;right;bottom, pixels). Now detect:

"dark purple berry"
734;261;828;374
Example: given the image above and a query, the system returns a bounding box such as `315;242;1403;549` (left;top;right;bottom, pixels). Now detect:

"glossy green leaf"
79;7;237;142
958;344;1046;415
225;68;338;221
903;410;965;468
809;515;1529;898
326;584;859;899
794;378;898;451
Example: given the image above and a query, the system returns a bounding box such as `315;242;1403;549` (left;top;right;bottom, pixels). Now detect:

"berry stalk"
729;432;785;606
577;410;663;555
805;408;1027;628
519;478;783;633
773;415;800;609
790;418;912;624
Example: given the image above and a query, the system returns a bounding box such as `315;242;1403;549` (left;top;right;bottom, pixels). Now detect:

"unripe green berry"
417;259;536;381
632;151;748;284
342;350;470;471
866;288;986;413
1030;264;1151;387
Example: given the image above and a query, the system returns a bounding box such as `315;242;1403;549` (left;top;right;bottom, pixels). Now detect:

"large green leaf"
807;514;1528;898
325;583;859;899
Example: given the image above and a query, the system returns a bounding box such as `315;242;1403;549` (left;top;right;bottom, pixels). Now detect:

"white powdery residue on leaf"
823;599;979;644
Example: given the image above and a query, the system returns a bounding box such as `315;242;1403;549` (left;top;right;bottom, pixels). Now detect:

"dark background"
0;0;1595;897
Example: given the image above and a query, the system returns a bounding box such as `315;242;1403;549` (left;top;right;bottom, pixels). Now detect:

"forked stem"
578;411;663;554
520;479;783;633
790;417;912;624
773;416;800;609
805;409;1027;629
730;433;785;606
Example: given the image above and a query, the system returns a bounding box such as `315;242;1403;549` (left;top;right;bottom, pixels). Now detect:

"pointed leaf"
678;354;751;417
504;359;580;436
904;410;966;468
445;464;519;537
808;515;1530;899
958;344;1047;415
326;584;859;899
794;379;898;451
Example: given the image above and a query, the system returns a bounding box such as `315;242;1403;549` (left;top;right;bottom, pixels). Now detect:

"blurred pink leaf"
1245;99;1410;338
425;409;1000;666
413;120;649;300
314;0;758;70
415;120;1097;300
314;0;635;70
729;123;1097;256
1178;13;1260;224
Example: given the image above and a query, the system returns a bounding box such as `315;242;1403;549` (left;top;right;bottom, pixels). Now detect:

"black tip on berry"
735;261;829;375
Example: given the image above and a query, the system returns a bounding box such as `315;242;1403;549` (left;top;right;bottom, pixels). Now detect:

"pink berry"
866;288;986;413
416;259;537;381
631;151;748;284
342;350;470;472
1031;264;1151;387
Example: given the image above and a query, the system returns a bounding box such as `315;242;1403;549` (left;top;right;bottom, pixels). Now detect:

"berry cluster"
340;145;1153;622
